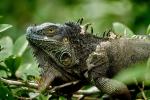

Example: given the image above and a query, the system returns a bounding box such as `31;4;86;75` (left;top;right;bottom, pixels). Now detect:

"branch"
49;80;80;93
76;86;99;95
0;77;100;97
0;77;79;92
0;77;38;89
73;87;100;100
135;79;147;100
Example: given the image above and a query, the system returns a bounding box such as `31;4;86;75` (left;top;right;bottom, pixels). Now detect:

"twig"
0;77;38;89
135;79;147;100
0;77;100;99
0;77;80;93
76;86;99;95
14;96;31;100
49;80;80;92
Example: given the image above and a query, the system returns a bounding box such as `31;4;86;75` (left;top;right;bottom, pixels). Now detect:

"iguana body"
26;21;150;100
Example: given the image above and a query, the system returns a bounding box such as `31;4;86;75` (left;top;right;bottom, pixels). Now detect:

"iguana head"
26;22;81;69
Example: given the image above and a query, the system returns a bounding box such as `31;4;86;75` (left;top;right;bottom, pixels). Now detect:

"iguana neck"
69;33;109;74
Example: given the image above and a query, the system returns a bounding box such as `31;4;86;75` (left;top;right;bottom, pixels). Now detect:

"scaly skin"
26;21;150;99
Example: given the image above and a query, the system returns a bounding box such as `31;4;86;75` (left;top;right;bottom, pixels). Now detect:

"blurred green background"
0;0;150;99
0;0;150;40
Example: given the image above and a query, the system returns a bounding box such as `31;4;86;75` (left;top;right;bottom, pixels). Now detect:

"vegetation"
0;0;150;99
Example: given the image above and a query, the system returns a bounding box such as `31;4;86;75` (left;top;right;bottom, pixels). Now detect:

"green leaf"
0;37;13;61
0;45;3;51
0;84;14;100
113;22;134;37
146;24;150;34
59;96;66;100
114;60;149;84
13;35;28;57
136;90;150;99
29;92;39;99
0;64;8;72
4;56;21;77
0;24;12;32
36;94;50;100
145;58;150;84
0;70;8;78
11;87;33;98
16;62;40;80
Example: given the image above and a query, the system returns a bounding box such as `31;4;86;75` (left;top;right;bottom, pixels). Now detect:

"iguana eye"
44;28;56;36
60;52;72;66
47;28;55;34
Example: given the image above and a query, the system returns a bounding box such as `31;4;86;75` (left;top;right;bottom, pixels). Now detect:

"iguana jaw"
26;32;58;42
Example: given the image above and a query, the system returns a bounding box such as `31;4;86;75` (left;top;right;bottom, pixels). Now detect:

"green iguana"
26;20;150;100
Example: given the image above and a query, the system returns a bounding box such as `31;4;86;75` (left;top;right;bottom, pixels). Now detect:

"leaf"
29;92;39;99
16;62;40;80
0;24;12;32
36;94;50;100
0;64;8;72
13;35;28;57
0;37;13;61
0;70;8;78
114;60;149;84
0;84;14;100
136;90;150;99
113;22;134;37
0;45;2;51
59;96;66;100
4;56;21;77
11;87;33;98
145;58;150;84
146;24;150;34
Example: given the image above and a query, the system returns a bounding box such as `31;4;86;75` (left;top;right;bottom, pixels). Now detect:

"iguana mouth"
26;27;58;43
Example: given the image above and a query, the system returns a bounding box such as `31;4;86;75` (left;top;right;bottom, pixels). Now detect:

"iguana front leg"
86;45;131;100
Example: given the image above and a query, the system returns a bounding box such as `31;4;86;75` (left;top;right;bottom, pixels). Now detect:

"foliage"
0;0;150;39
113;22;134;37
0;24;40;99
147;24;150;34
0;24;12;33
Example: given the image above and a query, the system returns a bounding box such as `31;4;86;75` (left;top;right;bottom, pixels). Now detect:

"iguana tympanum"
26;20;150;100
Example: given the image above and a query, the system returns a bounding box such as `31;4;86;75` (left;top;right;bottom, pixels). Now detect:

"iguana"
26;20;150;100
